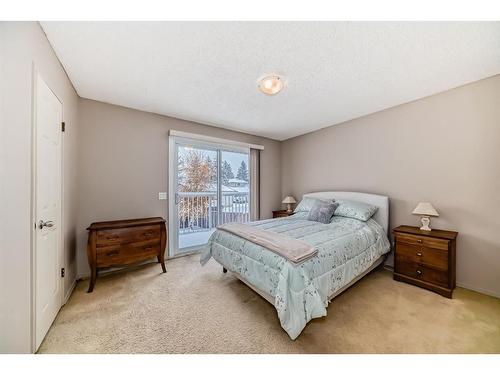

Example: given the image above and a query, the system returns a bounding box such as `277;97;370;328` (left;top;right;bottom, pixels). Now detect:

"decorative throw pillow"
294;197;335;213
307;199;339;224
333;199;378;221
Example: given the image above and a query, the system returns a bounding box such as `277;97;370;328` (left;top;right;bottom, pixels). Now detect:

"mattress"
200;214;391;339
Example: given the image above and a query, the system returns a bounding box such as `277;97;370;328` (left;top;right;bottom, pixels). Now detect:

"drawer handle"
106;250;120;256
107;235;119;240
416;269;423;275
416;239;423;243
416;252;422;257
143;232;153;237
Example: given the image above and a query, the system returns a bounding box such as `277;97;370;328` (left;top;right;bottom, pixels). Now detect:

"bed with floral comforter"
200;212;390;339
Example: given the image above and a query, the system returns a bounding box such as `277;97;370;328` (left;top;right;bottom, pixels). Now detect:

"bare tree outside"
178;149;215;192
178;149;216;230
176;145;250;250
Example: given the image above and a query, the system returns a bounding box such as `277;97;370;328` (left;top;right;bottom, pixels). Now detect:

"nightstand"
272;210;294;218
393;225;458;298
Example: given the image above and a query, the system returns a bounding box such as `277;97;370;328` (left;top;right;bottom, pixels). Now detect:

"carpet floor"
38;254;500;354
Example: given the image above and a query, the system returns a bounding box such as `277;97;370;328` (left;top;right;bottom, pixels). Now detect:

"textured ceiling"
41;22;500;140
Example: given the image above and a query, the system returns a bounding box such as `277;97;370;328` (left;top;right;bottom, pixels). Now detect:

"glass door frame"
168;135;251;257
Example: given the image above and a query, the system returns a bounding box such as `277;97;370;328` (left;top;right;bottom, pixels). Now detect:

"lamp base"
420;216;432;231
286;203;293;213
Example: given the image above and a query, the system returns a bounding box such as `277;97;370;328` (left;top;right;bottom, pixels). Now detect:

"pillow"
307;199;339;224
294;197;335;213
333;199;378;221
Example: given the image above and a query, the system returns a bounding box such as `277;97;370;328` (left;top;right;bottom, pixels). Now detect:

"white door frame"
30;66;64;353
167;136;178;257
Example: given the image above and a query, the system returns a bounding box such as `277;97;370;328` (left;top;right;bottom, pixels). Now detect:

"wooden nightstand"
393;225;458;298
272;210;294;218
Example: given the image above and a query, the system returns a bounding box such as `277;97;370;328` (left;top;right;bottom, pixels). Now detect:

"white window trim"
168;131;256;257
169;130;264;151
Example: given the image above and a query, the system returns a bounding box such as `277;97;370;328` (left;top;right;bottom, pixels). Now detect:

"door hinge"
61;268;65;278
61;122;65;132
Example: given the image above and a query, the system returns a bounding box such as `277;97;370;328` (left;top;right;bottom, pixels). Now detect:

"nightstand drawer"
396;243;448;270
275;213;289;218
396;260;449;287
395;233;449;250
272;210;294;218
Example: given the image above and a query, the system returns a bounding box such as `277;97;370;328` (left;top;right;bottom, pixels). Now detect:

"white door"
34;74;63;350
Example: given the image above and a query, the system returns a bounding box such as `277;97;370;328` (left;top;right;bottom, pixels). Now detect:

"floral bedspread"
200;214;390;339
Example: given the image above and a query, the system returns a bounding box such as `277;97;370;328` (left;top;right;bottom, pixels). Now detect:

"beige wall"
281;75;500;298
2;22;498;354
76;99;281;277
0;22;79;353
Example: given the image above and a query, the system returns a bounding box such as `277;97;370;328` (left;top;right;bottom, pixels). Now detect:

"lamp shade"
282;196;297;204
412;202;439;217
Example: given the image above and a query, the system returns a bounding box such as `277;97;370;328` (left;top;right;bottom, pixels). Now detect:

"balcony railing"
178;191;250;234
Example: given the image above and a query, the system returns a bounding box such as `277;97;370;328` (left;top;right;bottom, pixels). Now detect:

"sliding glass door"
170;138;251;256
220;150;251;225
176;143;218;250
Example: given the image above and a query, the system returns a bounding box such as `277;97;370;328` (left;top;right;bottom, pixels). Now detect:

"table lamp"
282;196;297;213
412;202;439;231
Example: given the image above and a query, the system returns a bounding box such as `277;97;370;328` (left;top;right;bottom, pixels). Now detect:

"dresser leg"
158;255;166;273
88;268;97;293
87;230;97;293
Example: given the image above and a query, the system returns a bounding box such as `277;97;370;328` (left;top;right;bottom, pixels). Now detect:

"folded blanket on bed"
217;222;317;264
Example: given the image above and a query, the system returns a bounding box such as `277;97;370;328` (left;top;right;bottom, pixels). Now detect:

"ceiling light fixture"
258;75;284;95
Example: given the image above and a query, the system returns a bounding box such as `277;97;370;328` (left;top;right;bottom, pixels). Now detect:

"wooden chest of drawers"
272;210;294;218
393;225;458;298
86;217;167;292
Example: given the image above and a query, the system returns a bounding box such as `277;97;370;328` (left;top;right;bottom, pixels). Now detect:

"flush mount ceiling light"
258;75;284;95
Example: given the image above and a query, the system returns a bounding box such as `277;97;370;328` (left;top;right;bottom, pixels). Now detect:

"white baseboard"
456;282;500;299
63;279;76;304
383;264;394;271
76;259;160;281
77;272;90;281
76;261;500;300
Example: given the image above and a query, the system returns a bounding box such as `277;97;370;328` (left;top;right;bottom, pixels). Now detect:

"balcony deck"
177;191;249;251
179;229;215;250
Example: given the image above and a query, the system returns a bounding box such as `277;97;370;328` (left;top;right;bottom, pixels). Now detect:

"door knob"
38;220;54;229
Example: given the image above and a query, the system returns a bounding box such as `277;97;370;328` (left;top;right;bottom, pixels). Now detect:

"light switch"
158;192;167;200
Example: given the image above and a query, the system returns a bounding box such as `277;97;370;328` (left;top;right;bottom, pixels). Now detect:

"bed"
200;191;391;339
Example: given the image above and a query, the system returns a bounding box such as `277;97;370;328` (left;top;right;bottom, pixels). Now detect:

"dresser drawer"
96;225;160;247
395;233;449;251
96;241;160;267
396;243;448;270
395;259;449;287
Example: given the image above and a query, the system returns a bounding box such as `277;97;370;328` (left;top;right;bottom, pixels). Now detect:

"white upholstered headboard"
302;191;389;234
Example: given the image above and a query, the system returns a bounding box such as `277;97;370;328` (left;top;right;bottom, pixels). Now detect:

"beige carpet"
38;254;500;354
